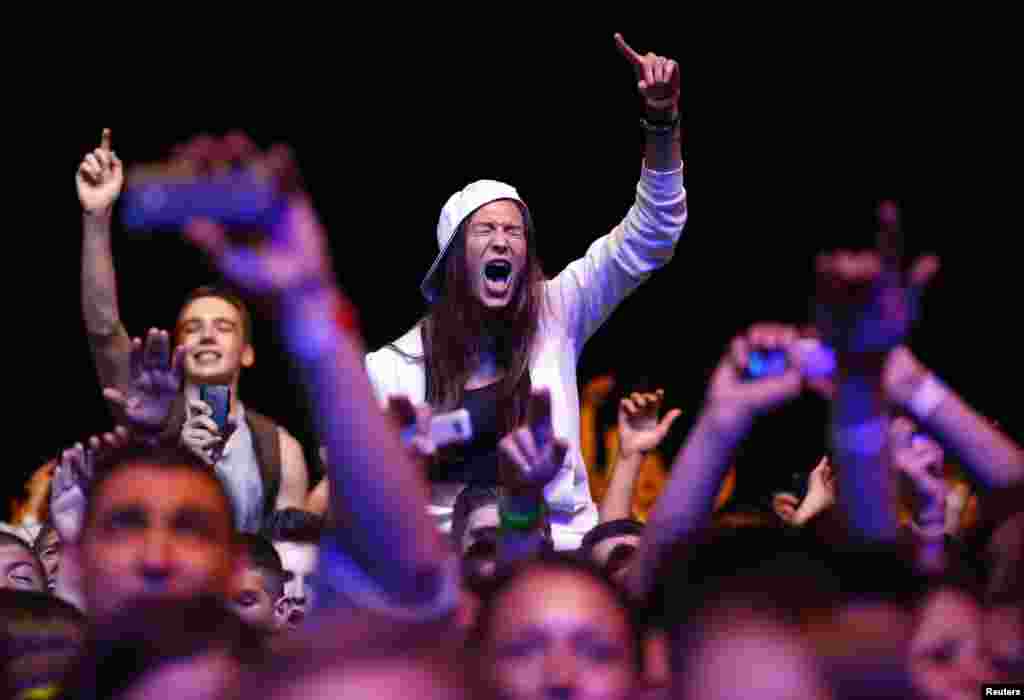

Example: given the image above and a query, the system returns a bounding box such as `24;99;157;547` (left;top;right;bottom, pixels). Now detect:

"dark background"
9;25;1020;515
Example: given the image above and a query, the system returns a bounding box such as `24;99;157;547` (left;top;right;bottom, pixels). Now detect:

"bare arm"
181;138;447;608
77;129;132;390
275;429;310;510
600;390;680;522
627;325;804;600
886;347;1024;490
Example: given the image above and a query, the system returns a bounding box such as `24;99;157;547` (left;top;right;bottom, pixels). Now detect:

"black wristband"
641;111;681;133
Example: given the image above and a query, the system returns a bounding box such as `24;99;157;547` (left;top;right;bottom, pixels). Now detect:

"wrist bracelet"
908;373;949;422
500;498;546;532
641;111;681;133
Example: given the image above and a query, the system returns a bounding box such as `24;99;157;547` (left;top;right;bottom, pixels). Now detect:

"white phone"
401;408;473;448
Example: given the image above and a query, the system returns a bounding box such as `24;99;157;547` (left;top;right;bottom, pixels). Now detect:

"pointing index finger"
614;33;644;67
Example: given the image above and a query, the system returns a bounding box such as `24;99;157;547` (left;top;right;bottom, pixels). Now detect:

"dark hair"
420;206;546;435
655;527;927;672
238;533;286;600
580;518;645;560
264;507;324;544
32;520;58;557
0;589;86;699
451;486;499;550
469;552;645;674
0;533;44;584
82;444;236;540
177;284;254;345
60;595;263;700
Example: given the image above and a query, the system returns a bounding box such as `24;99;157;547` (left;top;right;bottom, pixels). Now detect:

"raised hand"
815;201;939;356
103;329;188;436
614;33;680;114
499;388;570;492
706;323;805;431
52;428;130;541
181;399;236;466
76;128;124;215
387;394;437;464
774;456;836;526
165;134;334;305
617;389;682;459
889;416;948;534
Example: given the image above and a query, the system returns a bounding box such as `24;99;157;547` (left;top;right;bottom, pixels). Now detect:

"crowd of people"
0;33;1020;700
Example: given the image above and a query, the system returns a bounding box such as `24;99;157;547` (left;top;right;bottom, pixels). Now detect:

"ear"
241;344;255;369
273;594;292;628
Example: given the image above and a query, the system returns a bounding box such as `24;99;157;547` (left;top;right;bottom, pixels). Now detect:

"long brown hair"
419;204;545;433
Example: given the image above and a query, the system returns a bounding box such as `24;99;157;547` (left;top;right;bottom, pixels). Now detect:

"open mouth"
288;609;305;626
483;260;513;295
194;350;222;363
484;260;512;281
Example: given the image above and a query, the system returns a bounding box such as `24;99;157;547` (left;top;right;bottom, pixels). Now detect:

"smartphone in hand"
121;167;286;232
199;385;232;434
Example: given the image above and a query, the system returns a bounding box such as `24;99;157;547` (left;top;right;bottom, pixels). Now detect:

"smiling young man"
76;131;309;533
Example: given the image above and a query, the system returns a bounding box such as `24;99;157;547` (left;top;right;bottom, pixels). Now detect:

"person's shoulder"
367;324;424;363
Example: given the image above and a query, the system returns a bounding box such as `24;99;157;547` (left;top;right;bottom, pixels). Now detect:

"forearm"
600;450;644;522
833;360;900;542
281;288;444;603
907;381;1023;489
627;404;746;599
643;107;683;173
81;212;124;337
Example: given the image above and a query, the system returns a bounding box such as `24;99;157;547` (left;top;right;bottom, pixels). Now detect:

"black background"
8;24;1020;515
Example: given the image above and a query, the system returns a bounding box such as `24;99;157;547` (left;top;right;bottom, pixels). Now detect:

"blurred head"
237;611;482;700
910;581;993;700
176;286;255;385
33;520;60;592
0;533;45;592
61;595;259;700
229;534;288;634
580;519;645;589
472;553;641;700
267;508;323;630
451;486;499;555
659;529;925;699
0;589;86;699
679;605;830;700
75;445;238;622
984;596;1024;682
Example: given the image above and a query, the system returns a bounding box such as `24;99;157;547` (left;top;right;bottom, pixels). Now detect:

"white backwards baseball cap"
420;179;530;303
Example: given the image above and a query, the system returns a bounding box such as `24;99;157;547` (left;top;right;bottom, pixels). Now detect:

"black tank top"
429;382;502;485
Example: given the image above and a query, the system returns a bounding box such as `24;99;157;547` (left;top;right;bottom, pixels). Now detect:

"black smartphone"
199;385;231;434
121;168;285;232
